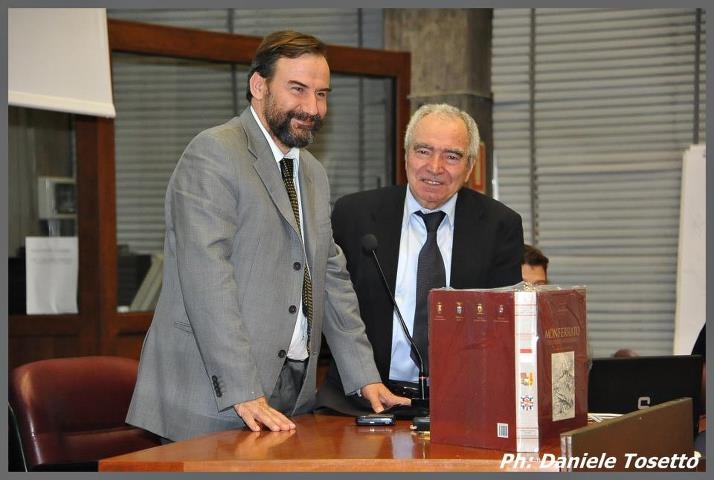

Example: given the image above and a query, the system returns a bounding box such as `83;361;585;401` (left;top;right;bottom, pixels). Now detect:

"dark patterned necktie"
279;158;312;355
413;210;446;374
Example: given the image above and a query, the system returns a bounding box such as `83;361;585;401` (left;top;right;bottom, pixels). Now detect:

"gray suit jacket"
126;108;380;441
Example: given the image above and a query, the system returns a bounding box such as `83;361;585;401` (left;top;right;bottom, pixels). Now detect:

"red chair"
8;356;161;471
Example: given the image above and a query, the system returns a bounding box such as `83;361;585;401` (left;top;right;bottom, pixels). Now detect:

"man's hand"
234;397;296;432
361;383;411;413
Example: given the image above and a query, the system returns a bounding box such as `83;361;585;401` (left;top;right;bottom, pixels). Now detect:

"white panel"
673;145;706;354
8;8;115;117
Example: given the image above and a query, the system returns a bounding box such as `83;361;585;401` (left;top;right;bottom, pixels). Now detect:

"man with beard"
127;31;407;442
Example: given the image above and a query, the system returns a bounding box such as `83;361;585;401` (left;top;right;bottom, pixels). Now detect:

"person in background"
612;348;639;358
522;243;549;285
126;30;407;442
317;103;524;413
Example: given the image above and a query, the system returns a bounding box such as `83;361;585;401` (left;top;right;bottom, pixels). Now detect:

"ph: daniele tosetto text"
500;452;700;470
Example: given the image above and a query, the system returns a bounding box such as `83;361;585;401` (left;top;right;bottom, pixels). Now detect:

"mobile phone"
355;413;396;426
411;415;430;432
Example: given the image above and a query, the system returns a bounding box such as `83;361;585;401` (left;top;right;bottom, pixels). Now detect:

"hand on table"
234;397;296;432
361;382;411;413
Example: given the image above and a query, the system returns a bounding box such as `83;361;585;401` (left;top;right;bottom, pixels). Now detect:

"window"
493;8;706;356
8;107;77;314
106;9;404;310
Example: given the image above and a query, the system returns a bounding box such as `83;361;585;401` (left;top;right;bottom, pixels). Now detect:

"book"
428;283;588;452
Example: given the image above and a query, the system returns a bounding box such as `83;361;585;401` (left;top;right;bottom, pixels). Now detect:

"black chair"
9;404;28;471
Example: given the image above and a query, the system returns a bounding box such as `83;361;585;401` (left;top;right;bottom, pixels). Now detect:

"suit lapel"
243;110;301;237
451;189;485;288
298;160;318;267
373;186;406;294
368;186;406;378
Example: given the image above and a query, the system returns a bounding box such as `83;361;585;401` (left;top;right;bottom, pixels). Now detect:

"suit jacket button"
293;262;301;270
289;305;297;314
278;350;287;358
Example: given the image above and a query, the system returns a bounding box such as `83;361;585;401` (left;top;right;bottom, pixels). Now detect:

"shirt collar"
405;186;458;227
250;106;300;167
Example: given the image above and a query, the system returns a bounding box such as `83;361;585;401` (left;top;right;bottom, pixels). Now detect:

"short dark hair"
522;244;549;272
246;30;327;102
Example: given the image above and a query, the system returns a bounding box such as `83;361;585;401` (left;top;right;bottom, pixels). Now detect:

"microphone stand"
364;238;429;410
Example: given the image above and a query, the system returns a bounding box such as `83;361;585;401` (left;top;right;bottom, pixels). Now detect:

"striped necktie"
279;157;312;354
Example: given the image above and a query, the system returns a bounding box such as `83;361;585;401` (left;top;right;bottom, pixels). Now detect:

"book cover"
429;284;588;452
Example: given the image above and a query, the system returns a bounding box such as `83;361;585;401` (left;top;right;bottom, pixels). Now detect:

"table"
99;414;559;472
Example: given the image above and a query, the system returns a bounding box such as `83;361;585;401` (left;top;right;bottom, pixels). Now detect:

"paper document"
25;236;78;314
587;413;623;423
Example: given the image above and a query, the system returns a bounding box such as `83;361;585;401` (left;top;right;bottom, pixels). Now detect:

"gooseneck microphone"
361;234;428;408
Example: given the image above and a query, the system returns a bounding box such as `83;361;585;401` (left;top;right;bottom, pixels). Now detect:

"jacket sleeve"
321;197;382;394
488;208;524;288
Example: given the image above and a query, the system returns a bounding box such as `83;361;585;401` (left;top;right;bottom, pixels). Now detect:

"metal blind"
107;9;388;254
493;8;706;356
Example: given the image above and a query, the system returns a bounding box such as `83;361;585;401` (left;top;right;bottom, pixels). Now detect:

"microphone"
361;234;428;410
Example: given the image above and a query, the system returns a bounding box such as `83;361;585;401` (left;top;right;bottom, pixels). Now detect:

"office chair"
8;404;28;471
8;356;161;471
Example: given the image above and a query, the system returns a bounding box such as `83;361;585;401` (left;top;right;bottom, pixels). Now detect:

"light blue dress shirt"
388;187;457;382
250;106;309;361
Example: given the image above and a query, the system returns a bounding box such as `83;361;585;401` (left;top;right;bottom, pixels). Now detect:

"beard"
263;89;323;149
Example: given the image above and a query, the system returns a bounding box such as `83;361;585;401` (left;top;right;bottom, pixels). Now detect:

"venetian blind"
493;8;706;356
107;9;388;254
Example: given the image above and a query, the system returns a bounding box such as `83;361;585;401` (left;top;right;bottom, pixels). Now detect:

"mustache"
288;110;322;126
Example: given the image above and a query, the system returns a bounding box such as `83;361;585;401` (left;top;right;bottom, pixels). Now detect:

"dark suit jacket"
319;185;523;405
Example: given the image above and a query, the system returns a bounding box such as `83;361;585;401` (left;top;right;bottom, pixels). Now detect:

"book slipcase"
429;285;588;452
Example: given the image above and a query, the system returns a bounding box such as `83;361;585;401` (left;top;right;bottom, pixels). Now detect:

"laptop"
588;355;704;437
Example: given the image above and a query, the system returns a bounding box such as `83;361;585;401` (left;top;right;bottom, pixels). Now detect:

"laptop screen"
588;355;704;436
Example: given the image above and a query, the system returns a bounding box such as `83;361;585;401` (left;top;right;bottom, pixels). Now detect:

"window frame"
9;18;411;364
